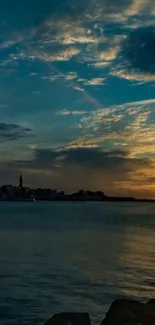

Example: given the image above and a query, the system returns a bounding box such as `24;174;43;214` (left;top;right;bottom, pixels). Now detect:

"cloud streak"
0;123;32;141
57;109;87;116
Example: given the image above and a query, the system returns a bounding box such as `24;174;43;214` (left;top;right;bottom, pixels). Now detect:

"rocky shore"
44;298;155;324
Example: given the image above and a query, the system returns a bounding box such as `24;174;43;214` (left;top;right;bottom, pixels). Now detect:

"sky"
0;0;155;198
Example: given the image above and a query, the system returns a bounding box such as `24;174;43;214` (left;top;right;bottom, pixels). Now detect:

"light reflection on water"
0;202;155;325
120;228;155;298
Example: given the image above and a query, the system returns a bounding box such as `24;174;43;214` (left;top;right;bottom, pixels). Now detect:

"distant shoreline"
0;198;155;203
1;177;154;203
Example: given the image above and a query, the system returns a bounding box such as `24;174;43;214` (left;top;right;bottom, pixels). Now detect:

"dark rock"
44;313;91;325
134;301;155;325
147;299;155;305
101;298;155;325
101;299;142;324
44;299;155;325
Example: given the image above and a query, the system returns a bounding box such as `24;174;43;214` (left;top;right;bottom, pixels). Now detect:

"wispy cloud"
32;91;40;95
84;78;105;86
33;47;81;62
93;45;120;68
65;99;155;154
30;72;38;76
65;72;78;80
112;70;155;82
56;26;99;45
0;122;32;141
73;86;85;92
57;109;87;116
1;0;154;86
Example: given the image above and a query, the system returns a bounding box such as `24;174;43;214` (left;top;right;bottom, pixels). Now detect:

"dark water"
0;202;155;325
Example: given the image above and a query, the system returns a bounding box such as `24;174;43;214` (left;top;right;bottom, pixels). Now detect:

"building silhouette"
0;174;138;202
19;175;23;188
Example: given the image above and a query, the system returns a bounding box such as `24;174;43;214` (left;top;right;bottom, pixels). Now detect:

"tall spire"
19;175;23;188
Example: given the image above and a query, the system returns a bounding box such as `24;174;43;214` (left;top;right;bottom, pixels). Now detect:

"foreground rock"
135;299;155;325
44;313;91;325
101;298;155;325
44;299;155;325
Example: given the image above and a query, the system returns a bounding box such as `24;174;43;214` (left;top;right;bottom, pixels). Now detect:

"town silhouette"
0;175;154;202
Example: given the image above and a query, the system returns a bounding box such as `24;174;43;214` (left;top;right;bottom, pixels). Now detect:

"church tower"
19;175;23;188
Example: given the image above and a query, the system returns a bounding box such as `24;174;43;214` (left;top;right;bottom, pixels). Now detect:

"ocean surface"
0;202;155;325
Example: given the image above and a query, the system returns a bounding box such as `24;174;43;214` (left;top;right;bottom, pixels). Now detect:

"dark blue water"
0;202;155;324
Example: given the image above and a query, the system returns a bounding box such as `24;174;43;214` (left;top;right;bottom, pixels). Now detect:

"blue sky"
0;0;155;197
